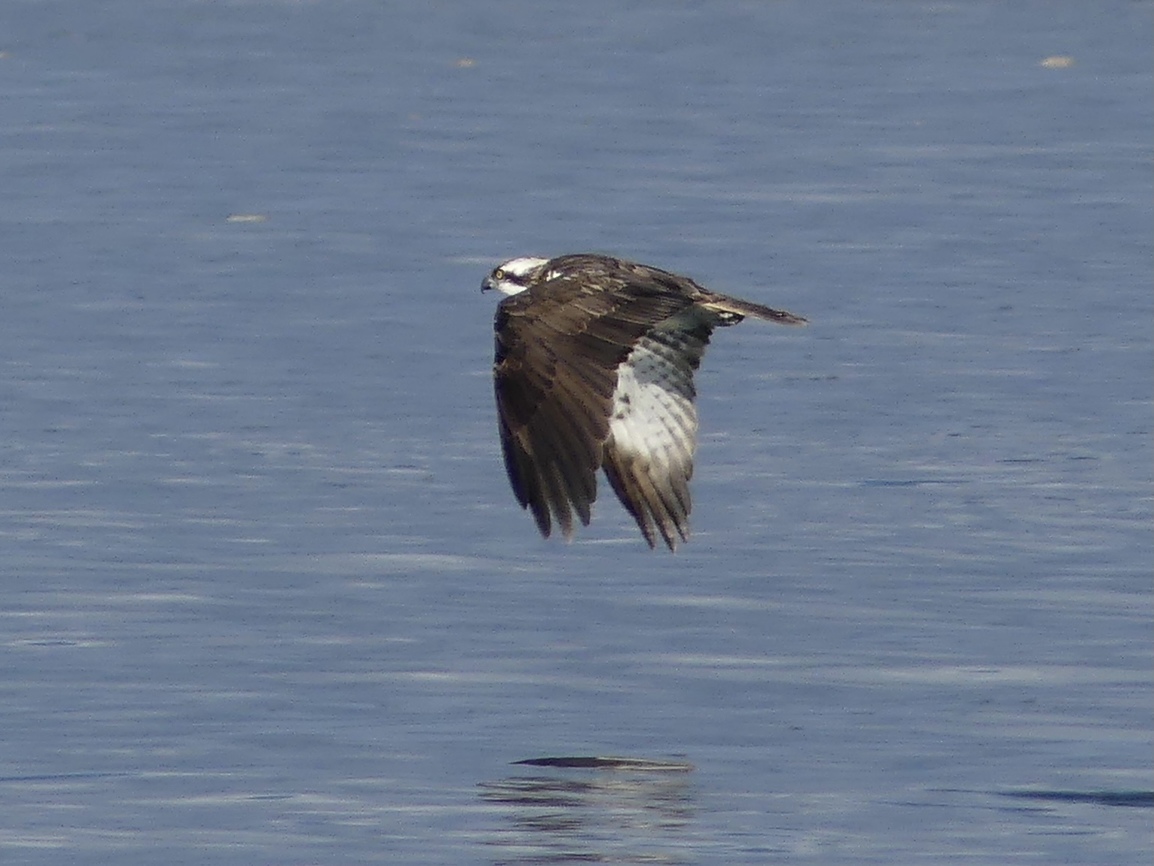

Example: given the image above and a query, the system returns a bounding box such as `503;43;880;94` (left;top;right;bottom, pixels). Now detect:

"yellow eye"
493;268;506;280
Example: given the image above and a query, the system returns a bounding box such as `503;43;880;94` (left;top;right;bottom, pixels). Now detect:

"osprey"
482;253;806;550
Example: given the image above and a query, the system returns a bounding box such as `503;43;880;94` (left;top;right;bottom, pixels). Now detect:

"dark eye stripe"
495;268;531;285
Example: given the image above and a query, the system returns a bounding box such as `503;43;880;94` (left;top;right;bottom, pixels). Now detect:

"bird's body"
483;253;805;550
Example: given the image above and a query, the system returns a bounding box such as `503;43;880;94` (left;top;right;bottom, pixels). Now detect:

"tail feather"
699;293;807;326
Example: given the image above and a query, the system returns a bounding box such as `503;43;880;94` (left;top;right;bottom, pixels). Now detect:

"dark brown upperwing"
494;275;693;541
548;255;807;326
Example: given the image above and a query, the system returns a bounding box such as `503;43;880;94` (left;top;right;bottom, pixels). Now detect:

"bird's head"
481;256;550;296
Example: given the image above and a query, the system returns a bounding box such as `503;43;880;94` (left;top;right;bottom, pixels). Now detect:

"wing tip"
602;456;691;553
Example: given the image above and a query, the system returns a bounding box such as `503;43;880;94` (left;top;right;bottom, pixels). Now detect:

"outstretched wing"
494;275;693;540
597;289;804;550
601;316;712;550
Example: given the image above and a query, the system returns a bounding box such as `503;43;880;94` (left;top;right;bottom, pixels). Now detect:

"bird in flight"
482;253;806;550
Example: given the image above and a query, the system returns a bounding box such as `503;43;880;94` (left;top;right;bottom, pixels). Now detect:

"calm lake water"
1;1;1151;863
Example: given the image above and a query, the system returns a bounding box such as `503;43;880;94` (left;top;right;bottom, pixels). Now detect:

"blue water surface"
1;1;1151;864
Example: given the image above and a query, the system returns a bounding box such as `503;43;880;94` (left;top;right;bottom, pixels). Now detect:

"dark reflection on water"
997;789;1154;809
480;760;696;865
